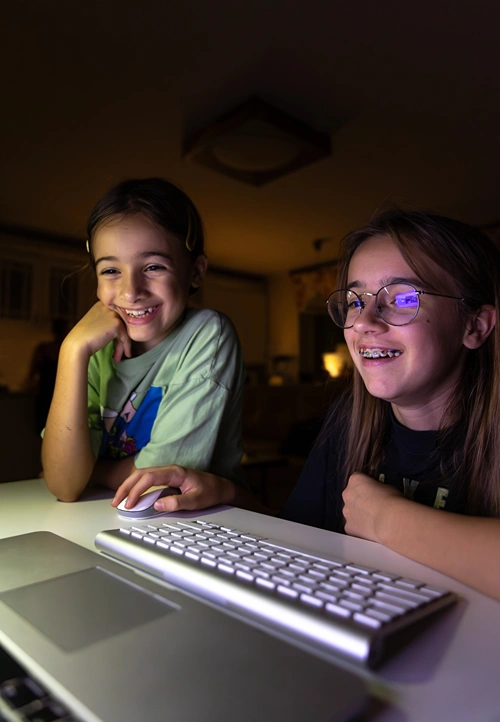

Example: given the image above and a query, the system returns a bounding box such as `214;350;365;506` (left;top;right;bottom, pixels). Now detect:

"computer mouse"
116;486;181;520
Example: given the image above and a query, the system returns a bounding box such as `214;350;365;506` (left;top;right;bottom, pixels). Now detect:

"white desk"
1;478;500;722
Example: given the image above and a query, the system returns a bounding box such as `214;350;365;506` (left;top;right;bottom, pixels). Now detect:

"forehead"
93;215;185;259
347;234;415;285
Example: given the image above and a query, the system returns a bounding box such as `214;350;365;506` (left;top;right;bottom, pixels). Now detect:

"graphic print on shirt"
378;473;449;509
100;387;163;458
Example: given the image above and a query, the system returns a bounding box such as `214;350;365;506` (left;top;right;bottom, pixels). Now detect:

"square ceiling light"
182;97;331;186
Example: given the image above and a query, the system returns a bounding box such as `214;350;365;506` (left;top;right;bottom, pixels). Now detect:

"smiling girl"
42;178;245;502
280;209;500;599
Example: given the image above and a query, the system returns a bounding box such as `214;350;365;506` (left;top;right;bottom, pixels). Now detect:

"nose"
351;294;387;333
120;270;146;303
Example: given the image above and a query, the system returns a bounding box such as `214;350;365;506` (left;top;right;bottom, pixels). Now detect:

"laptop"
0;531;368;722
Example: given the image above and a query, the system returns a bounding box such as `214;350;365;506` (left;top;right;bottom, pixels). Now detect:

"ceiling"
2;0;500;275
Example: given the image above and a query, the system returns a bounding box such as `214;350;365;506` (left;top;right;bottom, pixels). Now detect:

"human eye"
145;263;167;273
347;297;361;310
99;267;120;277
393;291;419;308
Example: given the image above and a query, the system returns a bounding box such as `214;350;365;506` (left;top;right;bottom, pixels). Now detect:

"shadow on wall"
0;392;42;482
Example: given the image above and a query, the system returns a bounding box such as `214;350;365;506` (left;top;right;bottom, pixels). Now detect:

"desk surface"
1;478;499;722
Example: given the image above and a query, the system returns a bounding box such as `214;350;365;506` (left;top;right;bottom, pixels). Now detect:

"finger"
122;473;161;508
122;335;132;359
155;487;207;513
113;338;126;363
112;471;151;507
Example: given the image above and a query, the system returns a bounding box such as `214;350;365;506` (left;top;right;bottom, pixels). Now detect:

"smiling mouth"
358;347;402;358
122;306;159;318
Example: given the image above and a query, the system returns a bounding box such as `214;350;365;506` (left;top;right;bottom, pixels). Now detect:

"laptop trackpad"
0;566;177;652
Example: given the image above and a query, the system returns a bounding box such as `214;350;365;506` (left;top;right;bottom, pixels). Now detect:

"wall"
0;233;95;391
268;271;299;381
201;270;268;367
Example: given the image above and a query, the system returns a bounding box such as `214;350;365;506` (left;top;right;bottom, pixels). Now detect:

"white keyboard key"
256;578;276;590
346;563;377;575
315;591;338;604
217;563;235;574
277;585;299;599
300;593;324;608
236;570;254;582
325;603;351;618
354;612;382;628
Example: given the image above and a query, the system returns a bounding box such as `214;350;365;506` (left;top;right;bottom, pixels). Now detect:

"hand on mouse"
111;465;238;513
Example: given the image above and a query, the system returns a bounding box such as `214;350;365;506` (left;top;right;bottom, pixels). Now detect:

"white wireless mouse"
116;487;181;520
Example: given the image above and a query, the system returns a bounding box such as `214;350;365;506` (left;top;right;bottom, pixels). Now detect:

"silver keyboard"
95;519;457;667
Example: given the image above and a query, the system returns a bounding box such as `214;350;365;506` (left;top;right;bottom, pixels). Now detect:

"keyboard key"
372;571;400;582
256;578;276;590
376;583;430;603
217;563;235;574
339;599;364;612
325;602;351;618
236;570;254;582
364;607;394;623
346;563;377;575
354;612;382;628
169;546;185;555
421;584;448;598
315;590;338;604
375;591;419;609
292;582;316;594
300;593;324;608
277;585;299;599
253;569;270;579
271;575;291;586
395;577;425;589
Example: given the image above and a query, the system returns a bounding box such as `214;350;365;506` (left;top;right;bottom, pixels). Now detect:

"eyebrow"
94;251;174;266
347;275;423;290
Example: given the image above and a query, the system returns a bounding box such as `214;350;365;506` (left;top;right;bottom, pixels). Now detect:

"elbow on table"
42;472;86;503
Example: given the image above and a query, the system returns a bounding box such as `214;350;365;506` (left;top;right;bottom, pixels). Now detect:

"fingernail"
154;502;163;510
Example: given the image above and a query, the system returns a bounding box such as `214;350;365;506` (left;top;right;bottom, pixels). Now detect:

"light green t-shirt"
87;308;245;482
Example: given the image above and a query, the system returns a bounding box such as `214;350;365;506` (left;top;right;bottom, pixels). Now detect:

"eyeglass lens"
327;283;420;328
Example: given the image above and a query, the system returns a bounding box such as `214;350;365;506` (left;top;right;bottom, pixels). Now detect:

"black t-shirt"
280;403;463;532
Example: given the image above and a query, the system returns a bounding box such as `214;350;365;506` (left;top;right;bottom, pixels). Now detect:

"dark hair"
334;208;500;516
86;177;205;265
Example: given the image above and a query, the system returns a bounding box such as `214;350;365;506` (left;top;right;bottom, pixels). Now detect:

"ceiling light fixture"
183;97;331;186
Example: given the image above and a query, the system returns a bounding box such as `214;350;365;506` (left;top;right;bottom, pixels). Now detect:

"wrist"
375;494;408;546
60;335;93;366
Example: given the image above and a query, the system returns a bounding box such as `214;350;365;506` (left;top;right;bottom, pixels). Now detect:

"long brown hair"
334;209;500;516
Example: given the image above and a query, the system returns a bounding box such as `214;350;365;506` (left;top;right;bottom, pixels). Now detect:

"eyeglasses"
326;283;464;328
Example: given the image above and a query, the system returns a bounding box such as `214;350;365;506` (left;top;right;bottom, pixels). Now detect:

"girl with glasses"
281;208;500;599
112;208;500;601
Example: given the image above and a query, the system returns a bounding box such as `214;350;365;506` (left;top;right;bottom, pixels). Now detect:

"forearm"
42;343;95;501
379;498;500;601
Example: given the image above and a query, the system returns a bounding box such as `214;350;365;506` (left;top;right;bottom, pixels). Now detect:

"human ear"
463;305;496;349
190;254;208;289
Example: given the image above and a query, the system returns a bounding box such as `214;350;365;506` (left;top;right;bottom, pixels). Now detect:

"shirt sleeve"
134;312;244;479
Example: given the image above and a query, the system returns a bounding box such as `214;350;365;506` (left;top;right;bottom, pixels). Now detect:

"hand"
111;465;236;513
342;472;404;543
63;301;132;362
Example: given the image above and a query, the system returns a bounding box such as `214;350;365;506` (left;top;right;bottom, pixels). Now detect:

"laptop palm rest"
0;532;368;722
0;567;177;652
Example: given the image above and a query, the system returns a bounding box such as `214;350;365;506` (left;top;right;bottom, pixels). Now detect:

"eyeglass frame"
325;283;465;329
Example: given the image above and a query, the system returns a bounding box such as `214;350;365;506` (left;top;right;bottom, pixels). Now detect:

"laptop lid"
0;532;368;722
